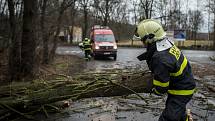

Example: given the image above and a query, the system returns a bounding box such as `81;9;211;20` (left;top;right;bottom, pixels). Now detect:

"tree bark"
70;1;77;43
7;0;21;80
49;7;65;61
149;0;154;18
103;0;109;26
83;5;88;39
41;0;49;64
213;17;215;49
0;71;153;110
20;0;38;78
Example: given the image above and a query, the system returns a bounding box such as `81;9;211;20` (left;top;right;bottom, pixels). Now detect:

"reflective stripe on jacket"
149;44;196;96
83;40;92;51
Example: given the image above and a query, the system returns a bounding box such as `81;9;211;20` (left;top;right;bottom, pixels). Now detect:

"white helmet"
133;19;166;43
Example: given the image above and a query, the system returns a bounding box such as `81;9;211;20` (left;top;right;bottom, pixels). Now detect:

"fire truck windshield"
94;34;115;42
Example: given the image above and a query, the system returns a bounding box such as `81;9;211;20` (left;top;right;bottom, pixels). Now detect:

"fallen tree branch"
0;103;33;119
102;77;149;104
0;69;153;120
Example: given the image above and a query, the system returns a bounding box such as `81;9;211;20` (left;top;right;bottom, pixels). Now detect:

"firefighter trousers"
85;50;91;59
158;94;192;121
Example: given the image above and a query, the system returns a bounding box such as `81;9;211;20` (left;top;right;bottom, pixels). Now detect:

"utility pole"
195;0;199;48
208;0;210;46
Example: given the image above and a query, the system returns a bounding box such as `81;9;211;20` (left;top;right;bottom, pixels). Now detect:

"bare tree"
206;0;215;49
7;0;21;80
40;0;49;64
49;0;75;61
168;0;179;30
92;0;102;24
93;0;121;26
131;0;139;25
139;0;155;20
112;1;128;41
155;0;169;29
69;0;77;43
20;0;38;78
187;10;204;43
78;0;92;39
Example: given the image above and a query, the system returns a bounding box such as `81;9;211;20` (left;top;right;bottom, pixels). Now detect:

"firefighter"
133;19;196;121
83;38;92;60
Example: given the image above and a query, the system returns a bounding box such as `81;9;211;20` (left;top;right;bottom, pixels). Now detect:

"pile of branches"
0;69;152;120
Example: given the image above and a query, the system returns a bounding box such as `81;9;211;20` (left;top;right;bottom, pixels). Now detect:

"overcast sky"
127;0;213;33
187;0;211;33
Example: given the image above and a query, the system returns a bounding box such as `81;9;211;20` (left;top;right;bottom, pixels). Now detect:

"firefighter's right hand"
78;43;84;48
137;52;148;61
151;88;163;96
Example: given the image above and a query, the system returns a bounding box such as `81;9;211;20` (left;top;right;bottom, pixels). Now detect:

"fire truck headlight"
113;45;117;49
95;45;99;49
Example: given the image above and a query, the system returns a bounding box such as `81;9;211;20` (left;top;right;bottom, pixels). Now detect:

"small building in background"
69;26;82;43
58;26;82;44
63;26;82;44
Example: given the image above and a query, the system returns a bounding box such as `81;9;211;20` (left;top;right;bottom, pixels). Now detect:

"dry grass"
38;54;86;80
117;40;214;47
117;40;143;46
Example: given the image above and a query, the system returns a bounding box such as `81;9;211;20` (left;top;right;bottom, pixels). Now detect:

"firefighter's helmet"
133;19;166;43
84;38;90;42
84;38;88;41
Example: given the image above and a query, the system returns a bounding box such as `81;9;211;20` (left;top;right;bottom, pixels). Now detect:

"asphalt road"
56;46;215;71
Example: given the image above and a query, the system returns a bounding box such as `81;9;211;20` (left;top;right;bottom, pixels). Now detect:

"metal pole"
208;0;211;46
195;0;199;48
184;0;189;47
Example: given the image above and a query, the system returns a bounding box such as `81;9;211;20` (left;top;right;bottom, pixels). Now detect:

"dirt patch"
192;63;215;78
38;54;86;79
0;52;86;83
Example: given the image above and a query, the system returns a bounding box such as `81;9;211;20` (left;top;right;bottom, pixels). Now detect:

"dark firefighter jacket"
144;42;196;96
83;39;92;51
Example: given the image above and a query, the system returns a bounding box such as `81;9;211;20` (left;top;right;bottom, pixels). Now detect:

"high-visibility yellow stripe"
168;88;195;95
153;79;169;87
83;41;91;45
84;48;92;50
170;57;188;77
186;116;188;121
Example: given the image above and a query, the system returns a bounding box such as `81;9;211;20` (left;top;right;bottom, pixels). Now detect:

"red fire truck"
90;25;117;60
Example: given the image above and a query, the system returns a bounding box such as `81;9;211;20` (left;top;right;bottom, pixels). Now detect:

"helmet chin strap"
142;34;155;44
145;38;156;44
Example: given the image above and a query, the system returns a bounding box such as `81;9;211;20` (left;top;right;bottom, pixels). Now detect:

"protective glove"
137;52;148;61
151;88;163;96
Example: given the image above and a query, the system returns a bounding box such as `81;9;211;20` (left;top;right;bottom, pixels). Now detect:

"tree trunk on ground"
7;0;21;80
20;0;38;79
0;71;153;111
